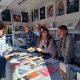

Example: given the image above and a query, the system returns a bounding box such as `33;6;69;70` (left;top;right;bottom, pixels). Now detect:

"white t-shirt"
0;35;6;56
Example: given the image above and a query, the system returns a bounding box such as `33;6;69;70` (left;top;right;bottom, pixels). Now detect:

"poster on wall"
56;0;65;16
1;9;11;22
13;11;21;22
21;12;29;22
67;0;79;14
47;5;54;18
31;11;34;22
34;9;39;21
40;6;45;20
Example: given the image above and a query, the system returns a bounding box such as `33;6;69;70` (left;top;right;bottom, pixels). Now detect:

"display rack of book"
5;23;13;46
1;9;30;47
12;22;26;47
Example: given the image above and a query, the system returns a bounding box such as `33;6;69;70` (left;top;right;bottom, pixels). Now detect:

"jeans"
0;56;7;79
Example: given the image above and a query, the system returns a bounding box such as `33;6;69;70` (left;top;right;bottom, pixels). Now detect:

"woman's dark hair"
0;21;5;30
41;26;46;31
58;25;68;35
40;28;56;47
58;25;68;31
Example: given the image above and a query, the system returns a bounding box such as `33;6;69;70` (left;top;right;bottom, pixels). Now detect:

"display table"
2;46;80;80
4;49;63;80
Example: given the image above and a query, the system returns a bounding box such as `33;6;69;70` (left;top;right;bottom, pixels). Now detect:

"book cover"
27;47;36;52
23;72;40;80
10;63;21;69
39;66;58;76
38;68;50;76
18;58;32;65
18;65;32;76
29;63;42;70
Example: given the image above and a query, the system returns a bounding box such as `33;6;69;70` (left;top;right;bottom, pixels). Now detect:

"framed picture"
34;9;39;21
47;5;54;18
21;12;29;22
13;11;21;22
40;6;45;20
67;0;79;14
31;11;34;22
1;9;11;22
56;0;65;16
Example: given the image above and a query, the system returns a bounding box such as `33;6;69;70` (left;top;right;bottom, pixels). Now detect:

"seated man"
24;25;37;49
57;25;75;64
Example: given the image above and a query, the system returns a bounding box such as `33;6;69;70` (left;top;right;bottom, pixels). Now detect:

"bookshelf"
12;22;26;47
1;9;29;47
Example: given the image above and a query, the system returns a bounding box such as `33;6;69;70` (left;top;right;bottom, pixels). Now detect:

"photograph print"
67;0;79;14
47;5;54;18
21;12;29;22
13;11;21;22
56;0;65;16
40;6;45;20
34;9;39;21
31;11;34;22
1;9;11;22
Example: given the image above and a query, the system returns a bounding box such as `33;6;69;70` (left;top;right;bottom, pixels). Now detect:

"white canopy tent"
0;0;14;12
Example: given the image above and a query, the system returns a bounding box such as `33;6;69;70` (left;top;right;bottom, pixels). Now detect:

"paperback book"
23;72;40;80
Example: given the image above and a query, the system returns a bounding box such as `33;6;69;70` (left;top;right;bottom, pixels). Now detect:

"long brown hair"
40;28;56;47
